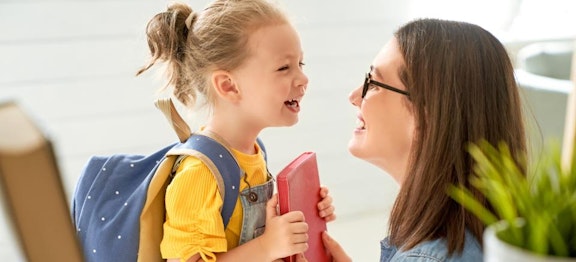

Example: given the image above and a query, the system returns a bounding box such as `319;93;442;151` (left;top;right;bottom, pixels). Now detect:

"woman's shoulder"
391;231;483;262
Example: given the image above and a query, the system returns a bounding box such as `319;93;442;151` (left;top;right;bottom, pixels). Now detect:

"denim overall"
237;176;275;245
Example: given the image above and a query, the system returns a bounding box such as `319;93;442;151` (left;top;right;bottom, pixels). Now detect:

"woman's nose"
349;85;362;107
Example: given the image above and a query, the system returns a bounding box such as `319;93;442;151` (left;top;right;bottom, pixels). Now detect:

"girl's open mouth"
284;99;300;112
284;99;299;107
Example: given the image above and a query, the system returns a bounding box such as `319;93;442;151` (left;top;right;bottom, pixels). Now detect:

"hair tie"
185;12;196;30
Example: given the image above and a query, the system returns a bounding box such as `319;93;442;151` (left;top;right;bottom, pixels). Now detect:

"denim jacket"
379;230;483;262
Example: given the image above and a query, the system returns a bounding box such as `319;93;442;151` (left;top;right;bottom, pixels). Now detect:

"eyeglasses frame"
362;71;409;98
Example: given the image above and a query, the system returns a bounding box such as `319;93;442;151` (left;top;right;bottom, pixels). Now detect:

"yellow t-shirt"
160;143;268;262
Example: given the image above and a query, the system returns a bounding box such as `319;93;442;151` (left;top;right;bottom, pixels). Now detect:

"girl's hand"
259;194;309;260
318;186;336;222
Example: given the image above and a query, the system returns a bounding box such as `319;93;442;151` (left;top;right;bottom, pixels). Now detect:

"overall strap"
256;137;267;162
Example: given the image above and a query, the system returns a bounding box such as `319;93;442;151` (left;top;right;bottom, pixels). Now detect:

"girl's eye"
278;62;305;71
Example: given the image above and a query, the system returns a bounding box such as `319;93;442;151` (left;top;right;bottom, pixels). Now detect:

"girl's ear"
211;70;240;102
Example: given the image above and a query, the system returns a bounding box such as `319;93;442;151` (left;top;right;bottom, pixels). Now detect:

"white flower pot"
484;223;576;262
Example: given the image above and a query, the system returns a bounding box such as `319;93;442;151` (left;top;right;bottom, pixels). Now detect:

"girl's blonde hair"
137;0;288;108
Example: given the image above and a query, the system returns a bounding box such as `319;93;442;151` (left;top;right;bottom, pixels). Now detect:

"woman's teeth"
356;118;365;129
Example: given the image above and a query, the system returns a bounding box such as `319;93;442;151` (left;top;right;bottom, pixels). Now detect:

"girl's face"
230;23;308;130
348;38;415;183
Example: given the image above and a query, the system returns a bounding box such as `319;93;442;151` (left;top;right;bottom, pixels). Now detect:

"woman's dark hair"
388;18;527;254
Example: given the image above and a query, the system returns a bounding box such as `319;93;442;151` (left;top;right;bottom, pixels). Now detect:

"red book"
276;152;330;262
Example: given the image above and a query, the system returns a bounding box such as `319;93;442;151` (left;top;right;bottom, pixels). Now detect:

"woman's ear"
211;70;240;102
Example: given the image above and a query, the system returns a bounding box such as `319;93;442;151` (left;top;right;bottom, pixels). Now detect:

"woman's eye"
299;62;305;68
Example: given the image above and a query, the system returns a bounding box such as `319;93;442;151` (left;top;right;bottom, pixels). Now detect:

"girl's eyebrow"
278;52;304;61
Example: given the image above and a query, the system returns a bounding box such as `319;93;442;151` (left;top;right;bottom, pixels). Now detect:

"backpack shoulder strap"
167;134;241;228
155;98;190;143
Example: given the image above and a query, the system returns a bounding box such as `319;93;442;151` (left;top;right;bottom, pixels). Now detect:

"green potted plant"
448;140;576;261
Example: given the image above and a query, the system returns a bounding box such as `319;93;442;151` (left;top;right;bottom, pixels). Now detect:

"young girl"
136;0;335;261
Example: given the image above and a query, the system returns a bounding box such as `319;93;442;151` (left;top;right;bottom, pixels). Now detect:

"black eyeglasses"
362;71;409;98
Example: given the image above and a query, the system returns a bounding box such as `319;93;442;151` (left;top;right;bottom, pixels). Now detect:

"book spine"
277;178;291;215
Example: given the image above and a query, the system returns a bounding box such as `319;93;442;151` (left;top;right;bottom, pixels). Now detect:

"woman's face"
348;38;415;183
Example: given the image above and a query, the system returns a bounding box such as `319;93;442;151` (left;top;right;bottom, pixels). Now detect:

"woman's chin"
347;139;364;158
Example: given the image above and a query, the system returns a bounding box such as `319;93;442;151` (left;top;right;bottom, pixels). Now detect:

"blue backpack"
71;99;266;262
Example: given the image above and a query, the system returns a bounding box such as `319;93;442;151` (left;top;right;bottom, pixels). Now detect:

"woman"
321;18;526;261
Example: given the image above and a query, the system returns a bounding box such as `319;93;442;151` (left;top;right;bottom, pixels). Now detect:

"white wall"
0;0;573;260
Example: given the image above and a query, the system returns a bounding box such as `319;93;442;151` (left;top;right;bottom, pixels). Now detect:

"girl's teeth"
284;100;299;108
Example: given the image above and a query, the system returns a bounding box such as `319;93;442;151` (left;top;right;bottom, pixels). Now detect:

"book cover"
276;152;330;262
0;101;84;262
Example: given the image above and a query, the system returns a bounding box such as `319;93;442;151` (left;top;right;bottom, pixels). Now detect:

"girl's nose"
300;71;309;87
297;71;309;93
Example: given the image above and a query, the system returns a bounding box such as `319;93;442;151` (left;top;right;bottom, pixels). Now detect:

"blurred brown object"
0;101;84;262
